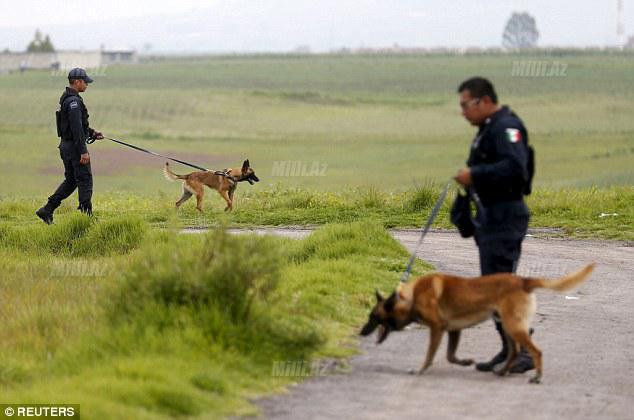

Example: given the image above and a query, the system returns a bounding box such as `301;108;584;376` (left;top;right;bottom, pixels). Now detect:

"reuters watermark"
0;405;79;419
271;161;328;177
271;360;329;377
511;60;567;77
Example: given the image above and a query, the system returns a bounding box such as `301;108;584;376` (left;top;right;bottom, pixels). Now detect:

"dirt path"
207;229;634;419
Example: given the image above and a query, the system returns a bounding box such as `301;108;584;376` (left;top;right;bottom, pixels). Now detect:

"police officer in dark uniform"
453;77;535;374
36;68;103;224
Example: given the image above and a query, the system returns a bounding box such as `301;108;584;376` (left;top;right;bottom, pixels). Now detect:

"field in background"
0;52;633;197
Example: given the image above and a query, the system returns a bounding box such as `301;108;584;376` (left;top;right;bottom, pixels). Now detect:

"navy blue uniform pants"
475;202;528;355
475;200;528;275
478;238;523;275
46;145;93;214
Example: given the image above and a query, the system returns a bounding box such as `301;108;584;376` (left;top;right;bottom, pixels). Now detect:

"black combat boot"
475;320;508;372
36;206;54;225
510;328;535;373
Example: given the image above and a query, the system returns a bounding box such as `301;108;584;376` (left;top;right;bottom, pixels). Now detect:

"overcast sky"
0;0;632;52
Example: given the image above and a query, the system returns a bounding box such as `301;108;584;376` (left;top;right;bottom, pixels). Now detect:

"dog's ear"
242;159;250;171
375;289;384;303
383;291;397;312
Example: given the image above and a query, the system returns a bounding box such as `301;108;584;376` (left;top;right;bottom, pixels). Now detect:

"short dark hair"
458;77;498;104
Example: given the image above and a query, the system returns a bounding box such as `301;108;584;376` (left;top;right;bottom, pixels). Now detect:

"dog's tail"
523;263;595;293
163;162;187;181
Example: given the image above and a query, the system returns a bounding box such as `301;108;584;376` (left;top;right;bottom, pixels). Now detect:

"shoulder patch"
505;128;521;143
69;101;79;110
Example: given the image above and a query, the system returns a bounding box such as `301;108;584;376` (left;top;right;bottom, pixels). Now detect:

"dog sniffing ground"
218;229;633;420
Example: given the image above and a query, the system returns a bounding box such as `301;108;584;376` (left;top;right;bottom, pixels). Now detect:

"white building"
0;48;137;74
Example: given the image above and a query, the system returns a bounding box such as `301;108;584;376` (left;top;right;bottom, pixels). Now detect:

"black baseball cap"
68;68;94;83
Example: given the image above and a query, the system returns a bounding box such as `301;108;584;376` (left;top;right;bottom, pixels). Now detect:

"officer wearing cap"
453;77;535;374
36;68;104;224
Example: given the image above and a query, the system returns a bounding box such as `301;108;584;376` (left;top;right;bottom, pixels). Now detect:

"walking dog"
163;159;259;212
360;264;595;384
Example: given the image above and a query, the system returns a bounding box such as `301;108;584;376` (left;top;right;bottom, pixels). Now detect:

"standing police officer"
36;68;103;224
453;77;535;374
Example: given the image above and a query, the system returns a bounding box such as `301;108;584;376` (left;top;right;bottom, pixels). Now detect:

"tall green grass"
0;213;147;256
0;220;428;417
2;185;631;240
112;228;287;325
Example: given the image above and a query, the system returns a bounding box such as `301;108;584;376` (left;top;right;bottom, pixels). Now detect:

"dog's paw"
409;367;428;375
455;358;475;366
417;367;430;376
529;375;541;384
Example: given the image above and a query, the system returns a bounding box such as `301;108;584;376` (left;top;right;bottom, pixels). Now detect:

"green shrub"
112;227;284;323
0;214;146;256
404;181;437;212
73;216;146;256
290;220;406;263
356;186;385;209
108;226;323;363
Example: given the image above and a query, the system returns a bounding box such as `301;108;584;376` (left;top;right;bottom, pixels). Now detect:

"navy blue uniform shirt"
467;106;530;206
467;106;531;242
59;87;94;155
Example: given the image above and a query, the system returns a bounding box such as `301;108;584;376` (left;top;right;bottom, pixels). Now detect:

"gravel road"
204;228;633;420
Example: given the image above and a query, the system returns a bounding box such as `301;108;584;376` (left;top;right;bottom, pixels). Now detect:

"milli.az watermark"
271;161;328;177
512;60;567;77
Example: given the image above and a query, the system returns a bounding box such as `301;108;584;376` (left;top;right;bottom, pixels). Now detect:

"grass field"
0;217;430;418
0;52;633;197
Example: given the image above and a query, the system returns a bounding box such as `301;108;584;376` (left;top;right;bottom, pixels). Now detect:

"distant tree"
26;29;55;52
502;12;539;49
42;35;54;51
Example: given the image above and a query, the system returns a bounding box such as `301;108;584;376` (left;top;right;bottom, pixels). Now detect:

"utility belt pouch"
450;190;475;238
55;110;62;138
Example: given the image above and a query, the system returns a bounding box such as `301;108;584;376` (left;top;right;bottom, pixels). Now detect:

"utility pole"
617;0;625;47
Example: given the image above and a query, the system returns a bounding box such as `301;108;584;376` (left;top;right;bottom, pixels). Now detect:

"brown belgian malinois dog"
360;264;595;384
163;159;259;212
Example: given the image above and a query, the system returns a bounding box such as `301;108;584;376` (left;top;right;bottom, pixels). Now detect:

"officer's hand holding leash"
453;167;472;187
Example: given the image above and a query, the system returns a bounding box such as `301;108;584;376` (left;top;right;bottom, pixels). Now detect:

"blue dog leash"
399;180;452;283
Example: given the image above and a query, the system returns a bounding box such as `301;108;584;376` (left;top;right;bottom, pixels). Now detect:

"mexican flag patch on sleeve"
506;128;521;143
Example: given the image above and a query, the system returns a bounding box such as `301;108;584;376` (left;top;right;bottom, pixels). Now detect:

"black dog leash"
88;136;211;172
399;180;452;283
